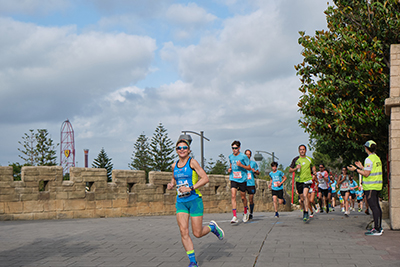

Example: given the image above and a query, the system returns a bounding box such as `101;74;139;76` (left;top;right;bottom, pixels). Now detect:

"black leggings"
365;190;382;229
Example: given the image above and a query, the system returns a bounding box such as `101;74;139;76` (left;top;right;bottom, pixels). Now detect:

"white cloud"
0;17;157;124
165;3;217;40
166;3;217;26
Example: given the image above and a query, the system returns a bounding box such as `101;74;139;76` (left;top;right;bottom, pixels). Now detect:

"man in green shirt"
289;144;315;222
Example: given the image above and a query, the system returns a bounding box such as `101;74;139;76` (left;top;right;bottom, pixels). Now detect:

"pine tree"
129;133;152;176
18;129;58;166
149;123;175;171
207;154;229;174
35;129;58;166
18;129;37;165
92;148;113;182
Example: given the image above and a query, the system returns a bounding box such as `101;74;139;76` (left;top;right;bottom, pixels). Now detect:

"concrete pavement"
0;208;399;267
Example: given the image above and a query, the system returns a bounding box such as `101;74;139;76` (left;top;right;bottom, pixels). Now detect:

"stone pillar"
385;44;400;230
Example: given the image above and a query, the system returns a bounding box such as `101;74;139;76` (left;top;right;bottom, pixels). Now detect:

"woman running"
338;167;351;217
167;139;224;266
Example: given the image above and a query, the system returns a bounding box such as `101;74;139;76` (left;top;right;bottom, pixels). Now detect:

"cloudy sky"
0;0;331;171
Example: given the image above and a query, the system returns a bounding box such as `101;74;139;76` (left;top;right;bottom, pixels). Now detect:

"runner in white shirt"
316;164;329;213
338;167;351;217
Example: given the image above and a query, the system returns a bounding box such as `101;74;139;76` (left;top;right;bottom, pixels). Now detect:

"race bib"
176;182;190;198
247;173;252;180
274;182;280;188
342;182;349;189
233;172;242;179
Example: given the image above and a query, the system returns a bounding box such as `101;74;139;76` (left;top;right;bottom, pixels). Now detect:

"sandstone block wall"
385;44;400;230
0;166;290;221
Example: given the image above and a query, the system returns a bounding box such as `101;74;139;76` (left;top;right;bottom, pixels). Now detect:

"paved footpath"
0;209;399;267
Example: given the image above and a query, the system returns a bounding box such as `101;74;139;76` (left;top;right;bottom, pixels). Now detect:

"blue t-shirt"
173;158;201;203
229;152;250;183
246;160;259;186
331;180;337;193
356;190;364;200
349;180;358;194
269;170;284;191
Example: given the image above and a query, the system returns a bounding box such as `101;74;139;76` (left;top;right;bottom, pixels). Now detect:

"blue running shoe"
188;262;198;267
209;220;224;240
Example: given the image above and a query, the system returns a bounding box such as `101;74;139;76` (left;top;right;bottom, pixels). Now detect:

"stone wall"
385;44;400;230
0;166;290;221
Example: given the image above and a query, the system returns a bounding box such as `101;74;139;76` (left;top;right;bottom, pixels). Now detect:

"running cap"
364;140;376;148
176;139;190;148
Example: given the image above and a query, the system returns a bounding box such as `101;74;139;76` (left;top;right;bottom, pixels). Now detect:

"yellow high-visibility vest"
362;154;383;191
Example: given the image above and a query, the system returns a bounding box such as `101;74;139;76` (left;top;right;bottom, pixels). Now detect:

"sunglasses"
176;146;188;151
232;147;239;150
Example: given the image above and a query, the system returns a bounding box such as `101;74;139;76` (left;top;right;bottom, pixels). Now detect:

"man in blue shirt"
245;149;260;220
228;140;251;223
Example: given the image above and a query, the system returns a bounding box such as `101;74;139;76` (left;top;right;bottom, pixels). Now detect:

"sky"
0;0;332;171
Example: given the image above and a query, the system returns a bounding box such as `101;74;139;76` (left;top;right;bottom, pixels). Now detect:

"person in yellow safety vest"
348;140;383;236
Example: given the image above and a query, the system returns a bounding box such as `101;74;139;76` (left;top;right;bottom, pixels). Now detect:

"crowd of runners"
167;138;383;267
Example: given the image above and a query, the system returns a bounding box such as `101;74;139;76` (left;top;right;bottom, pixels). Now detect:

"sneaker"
315;208;320;213
188;262;199;267
341;208;345;213
243;213;249;223
365;209;370;215
326;206;329;214
358;208;362;212
351;207;355;212
303;213;307;222
310;212;314;218
231;216;238;224
365;228;383;236
332;207;335;211
329;207;333;212
249;214;253;220
344;211;349;217
209;220;224;240
283;198;286;205
274;212;279;218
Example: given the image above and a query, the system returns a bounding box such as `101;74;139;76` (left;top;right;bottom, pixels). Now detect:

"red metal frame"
60;120;75;175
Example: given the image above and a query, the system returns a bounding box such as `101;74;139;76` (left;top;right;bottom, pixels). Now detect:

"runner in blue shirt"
349;176;358;212
167;139;224;267
268;162;287;218
244;149;260;220
228;140;251;223
356;186;364;212
330;176;337;212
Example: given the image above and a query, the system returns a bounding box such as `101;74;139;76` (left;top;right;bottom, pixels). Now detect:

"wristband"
189;186;195;191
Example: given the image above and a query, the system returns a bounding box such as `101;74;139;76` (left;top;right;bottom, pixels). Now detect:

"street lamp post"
253;150;279;163
178;131;210;169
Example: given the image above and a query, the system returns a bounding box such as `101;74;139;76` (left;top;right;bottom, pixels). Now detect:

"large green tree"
149;123;175;171
92;148;113;182
129;133;152;176
295;0;400;163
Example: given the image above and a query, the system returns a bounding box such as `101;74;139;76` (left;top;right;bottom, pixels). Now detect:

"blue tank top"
173;157;201;202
